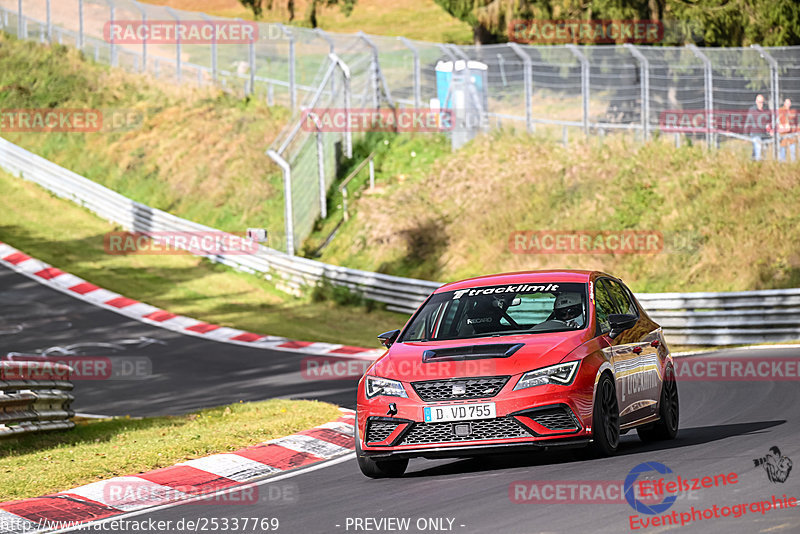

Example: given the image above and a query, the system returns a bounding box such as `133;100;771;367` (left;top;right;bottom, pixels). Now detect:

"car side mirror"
608;314;638;339
378;329;401;348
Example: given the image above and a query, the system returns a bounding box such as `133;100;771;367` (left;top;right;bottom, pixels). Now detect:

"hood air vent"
422;343;524;363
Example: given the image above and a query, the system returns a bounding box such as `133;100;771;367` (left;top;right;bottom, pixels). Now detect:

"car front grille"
399;417;530;445
365;420;400;443
411;376;510;402
530;407;580;431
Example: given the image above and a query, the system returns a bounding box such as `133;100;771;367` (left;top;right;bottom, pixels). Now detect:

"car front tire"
357;454;408;478
590;373;620;456
637;367;679;442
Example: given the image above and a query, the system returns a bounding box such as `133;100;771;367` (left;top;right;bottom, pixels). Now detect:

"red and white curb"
0;241;383;361
0;409;356;533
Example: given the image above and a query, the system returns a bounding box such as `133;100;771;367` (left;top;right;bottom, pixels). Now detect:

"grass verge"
0;33;293;250
0;170;407;347
317;131;800;293
0;399;341;502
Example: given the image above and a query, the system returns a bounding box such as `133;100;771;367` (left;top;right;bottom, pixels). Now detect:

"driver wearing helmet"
553;292;584;329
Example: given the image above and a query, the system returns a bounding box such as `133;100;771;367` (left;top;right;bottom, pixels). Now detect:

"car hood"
369;331;589;381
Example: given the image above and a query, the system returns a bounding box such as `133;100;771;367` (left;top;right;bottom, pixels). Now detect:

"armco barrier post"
625;44;650;141
688;44;714;149
132;0;147;72
330;52;353;158
78;0;84;50
359;32;381;109
497;53;507;86
361;33;394;108
315;29;336;96
199;12;217;81
278;24;296;112
102;0;118;67
508;42;533;134
306;112;328;220
267;149;294;256
398;37;421;109
566;44;590;136
165;6;182;82
242;18;255;95
46;0;52;43
0;361;75;438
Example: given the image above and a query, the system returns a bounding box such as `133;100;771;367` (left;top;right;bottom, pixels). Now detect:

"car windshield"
400;282;589;342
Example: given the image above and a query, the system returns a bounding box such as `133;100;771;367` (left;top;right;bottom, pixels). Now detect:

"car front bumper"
357;387;594;460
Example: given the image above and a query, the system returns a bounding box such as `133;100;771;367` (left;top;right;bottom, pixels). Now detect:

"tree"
238;1;296;21
434;0;800;46
666;0;800;47
238;0;265;19
307;0;357;28
238;0;357;27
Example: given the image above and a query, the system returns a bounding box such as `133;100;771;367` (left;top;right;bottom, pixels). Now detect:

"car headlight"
514;361;580;390
365;376;408;399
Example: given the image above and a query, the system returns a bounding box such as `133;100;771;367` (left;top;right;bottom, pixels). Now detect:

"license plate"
423;402;496;423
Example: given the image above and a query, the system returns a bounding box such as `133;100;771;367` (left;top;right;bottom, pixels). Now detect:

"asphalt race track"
2;264;799;533
0;267;361;416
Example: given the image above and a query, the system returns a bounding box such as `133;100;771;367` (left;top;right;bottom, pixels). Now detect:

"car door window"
605;279;638;317
594;280;617;334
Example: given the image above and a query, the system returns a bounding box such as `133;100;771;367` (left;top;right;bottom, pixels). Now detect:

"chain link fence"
1;0;799;254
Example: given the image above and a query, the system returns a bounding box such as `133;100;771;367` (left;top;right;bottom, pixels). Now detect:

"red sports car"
356;270;679;478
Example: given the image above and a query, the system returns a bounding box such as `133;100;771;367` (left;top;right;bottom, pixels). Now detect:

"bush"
310;277;365;307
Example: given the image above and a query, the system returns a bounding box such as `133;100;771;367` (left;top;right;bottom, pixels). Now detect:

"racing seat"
457;296;504;337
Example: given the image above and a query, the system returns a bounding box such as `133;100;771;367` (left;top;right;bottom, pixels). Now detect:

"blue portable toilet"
434;60;489;149
435;60;488;110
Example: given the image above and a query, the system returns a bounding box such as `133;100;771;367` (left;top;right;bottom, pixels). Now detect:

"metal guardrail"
637;290;800;345
2;137;800;346
0;361;75;437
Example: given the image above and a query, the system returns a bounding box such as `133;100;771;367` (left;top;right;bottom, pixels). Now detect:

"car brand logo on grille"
452;382;467;395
